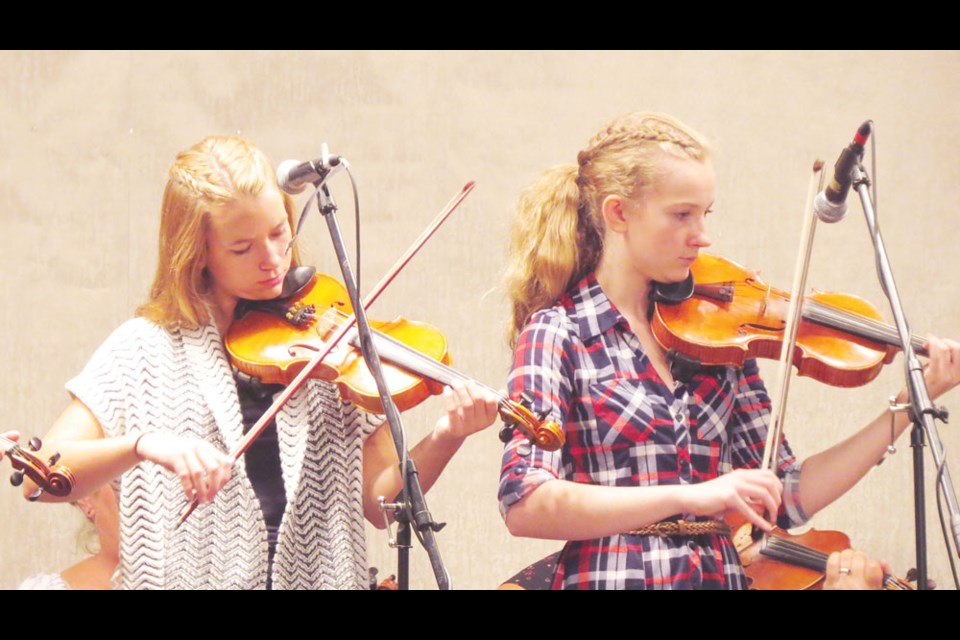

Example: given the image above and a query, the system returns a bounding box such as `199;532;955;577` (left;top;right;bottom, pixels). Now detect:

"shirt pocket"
588;376;665;446
688;371;735;446
588;377;674;486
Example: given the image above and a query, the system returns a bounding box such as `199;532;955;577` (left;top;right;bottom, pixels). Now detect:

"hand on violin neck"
433;383;499;446
133;432;233;505
824;549;888;590
683;469;783;533
920;335;960;401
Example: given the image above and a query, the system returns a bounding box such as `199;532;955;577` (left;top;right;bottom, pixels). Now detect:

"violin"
652;253;928;388
652;253;925;589
730;516;918;590
1;434;75;500
226;269;565;451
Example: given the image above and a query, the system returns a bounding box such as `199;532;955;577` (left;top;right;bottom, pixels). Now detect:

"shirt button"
691;568;702;588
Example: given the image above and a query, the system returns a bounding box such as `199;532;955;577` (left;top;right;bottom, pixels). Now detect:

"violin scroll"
2;434;75;500
499;392;565;452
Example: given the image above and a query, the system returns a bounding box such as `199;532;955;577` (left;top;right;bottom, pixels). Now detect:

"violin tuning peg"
519;391;534;407
10;470;24;487
26;488;42;502
28;437;42;451
48;452;61;466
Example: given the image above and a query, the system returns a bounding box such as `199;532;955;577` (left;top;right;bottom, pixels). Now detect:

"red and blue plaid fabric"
499;274;807;589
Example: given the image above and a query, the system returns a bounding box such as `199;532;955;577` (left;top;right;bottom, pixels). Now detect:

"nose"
691;216;712;248
260;238;284;271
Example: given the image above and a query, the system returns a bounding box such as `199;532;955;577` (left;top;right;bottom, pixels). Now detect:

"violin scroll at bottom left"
1;433;75;500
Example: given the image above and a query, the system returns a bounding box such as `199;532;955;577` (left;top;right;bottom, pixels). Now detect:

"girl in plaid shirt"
499;112;960;589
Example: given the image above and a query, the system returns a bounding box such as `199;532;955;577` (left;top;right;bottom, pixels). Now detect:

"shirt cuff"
780;462;809;528
498;466;556;520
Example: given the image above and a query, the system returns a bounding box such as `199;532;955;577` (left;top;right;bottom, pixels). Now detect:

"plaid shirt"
499;274;807;590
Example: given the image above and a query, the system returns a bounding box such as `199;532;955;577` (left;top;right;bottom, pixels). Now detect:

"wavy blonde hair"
504;112;711;346
137;136;299;329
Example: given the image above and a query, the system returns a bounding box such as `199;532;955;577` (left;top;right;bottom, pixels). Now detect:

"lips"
258;274;284;288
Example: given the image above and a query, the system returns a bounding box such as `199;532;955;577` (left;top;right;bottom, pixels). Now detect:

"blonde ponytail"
504;164;600;347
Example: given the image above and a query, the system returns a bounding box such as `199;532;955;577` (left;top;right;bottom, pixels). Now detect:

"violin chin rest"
651;272;695;305
281;266;318;299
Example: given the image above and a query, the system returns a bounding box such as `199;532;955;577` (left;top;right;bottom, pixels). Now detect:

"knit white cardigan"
67;318;381;589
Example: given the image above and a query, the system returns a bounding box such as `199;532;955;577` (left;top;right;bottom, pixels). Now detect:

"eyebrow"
669;200;714;209
224;221;288;246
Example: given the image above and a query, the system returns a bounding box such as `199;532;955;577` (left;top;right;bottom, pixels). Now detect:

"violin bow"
177;181;476;528
761;160;825;472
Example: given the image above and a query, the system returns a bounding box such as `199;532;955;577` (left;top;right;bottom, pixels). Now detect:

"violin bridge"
761;283;772;317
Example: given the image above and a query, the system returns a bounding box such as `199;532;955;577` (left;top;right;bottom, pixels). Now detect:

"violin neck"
760;536;908;590
803;301;927;355
761;535;829;572
347;329;506;404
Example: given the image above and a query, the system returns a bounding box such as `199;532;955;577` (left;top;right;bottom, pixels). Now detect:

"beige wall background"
2;50;959;590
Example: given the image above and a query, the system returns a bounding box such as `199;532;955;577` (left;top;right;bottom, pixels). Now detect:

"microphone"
276;144;341;195
813;121;872;223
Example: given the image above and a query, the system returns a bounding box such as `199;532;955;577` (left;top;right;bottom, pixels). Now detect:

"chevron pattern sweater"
67;318;381;589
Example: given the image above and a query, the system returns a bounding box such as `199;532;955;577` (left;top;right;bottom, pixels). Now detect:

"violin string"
713;281;909;345
805;300;904;344
766;536;829;565
708;283;909;347
363;331;511;404
768;537;907;589
269;297;541;445
278;302;515;409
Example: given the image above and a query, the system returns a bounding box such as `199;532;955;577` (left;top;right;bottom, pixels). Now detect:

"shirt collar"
565;273;631;340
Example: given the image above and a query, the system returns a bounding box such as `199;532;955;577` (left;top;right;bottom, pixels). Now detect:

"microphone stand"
311;166;451;590
853;162;960;588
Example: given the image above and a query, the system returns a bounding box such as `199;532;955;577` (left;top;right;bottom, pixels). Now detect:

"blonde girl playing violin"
499;112;960;589
25;136;498;589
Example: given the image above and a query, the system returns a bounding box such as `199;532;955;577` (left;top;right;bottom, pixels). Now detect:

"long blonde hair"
504;112;711;346
137;136;299;329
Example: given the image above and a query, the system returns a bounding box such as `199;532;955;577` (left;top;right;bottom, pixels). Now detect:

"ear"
600;194;629;233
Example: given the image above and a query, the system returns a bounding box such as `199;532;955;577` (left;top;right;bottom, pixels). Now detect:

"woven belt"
624;520;731;538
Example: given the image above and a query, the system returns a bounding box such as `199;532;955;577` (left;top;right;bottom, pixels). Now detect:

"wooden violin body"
653;254;927;388
227;273;450;414
730;515;915;590
227;272;565;450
